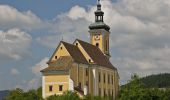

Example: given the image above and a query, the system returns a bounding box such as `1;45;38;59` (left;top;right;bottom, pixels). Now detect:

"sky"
0;0;170;91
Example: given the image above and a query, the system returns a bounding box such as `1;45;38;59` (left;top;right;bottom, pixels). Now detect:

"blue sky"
0;0;170;91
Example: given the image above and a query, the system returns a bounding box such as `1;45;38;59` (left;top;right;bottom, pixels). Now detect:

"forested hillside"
0;90;9;100
141;73;170;88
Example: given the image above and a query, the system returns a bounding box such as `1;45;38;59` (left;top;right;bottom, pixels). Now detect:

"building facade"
41;1;119;99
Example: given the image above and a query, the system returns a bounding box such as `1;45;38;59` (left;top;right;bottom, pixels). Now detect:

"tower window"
49;85;53;92
96;43;99;47
106;40;108;51
59;85;63;91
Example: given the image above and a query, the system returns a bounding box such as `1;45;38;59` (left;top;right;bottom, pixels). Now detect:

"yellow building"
41;1;119;99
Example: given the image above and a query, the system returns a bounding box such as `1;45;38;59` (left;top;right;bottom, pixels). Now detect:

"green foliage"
47;91;80;100
4;73;170;100
118;74;170;100
5;87;43;100
84;94;106;100
141;73;170;88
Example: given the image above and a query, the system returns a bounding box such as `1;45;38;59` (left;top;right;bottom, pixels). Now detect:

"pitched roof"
61;41;88;64
41;56;73;72
76;39;116;70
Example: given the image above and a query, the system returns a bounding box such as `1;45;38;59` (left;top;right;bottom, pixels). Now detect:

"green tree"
5;88;43;100
118;74;150;100
47;91;80;100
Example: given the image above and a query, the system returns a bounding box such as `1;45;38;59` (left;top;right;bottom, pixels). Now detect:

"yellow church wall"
70;63;78;87
70;63;89;93
91;33;103;52
96;67;118;99
79;66;84;89
44;74;69;97
51;43;70;61
90;31;110;55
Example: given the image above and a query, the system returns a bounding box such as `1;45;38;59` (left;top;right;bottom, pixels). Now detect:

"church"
41;0;119;99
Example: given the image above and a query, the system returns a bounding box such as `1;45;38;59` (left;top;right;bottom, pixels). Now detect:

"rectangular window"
99;88;101;96
112;75;113;84
49;85;53;92
106;40;108;51
108;74;110;84
104;89;106;97
99;72;101;83
86;81;88;86
78;82;81;89
104;73;105;83
86;68;88;76
59;85;63;91
112;90;113;97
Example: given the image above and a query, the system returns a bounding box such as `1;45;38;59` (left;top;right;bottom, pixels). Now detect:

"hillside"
0;90;9;100
141;73;170;88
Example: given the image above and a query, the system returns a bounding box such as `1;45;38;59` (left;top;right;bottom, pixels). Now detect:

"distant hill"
141;73;170;88
0;90;9;100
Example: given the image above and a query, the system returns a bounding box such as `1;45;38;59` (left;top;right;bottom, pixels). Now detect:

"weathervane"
97;0;100;4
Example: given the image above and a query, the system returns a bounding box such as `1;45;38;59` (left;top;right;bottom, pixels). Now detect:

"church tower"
89;0;110;58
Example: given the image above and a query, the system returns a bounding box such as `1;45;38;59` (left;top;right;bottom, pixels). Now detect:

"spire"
95;0;104;22
89;0;110;31
97;0;101;10
97;0;100;4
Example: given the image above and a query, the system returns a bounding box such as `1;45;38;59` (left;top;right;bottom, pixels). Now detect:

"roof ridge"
76;39;100;48
61;40;88;64
76;39;107;57
61;41;76;47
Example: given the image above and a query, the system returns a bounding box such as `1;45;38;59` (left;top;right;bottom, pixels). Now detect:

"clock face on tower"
94;34;100;40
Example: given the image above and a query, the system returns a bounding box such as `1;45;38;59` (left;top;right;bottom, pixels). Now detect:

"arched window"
106;40;108;51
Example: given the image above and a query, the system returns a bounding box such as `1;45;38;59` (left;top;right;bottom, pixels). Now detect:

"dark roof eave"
41;69;69;73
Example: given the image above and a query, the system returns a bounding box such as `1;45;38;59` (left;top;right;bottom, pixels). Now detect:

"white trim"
77;64;79;85
45;82;68;85
98;67;115;73
42;76;45;98
69;77;74;91
92;68;97;96
83;67;84;89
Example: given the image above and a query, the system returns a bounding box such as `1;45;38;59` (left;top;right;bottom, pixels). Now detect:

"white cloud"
0;28;32;60
32;57;49;76
14;57;49;90
11;68;20;75
0;5;52;30
37;0;170;84
25;57;49;90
